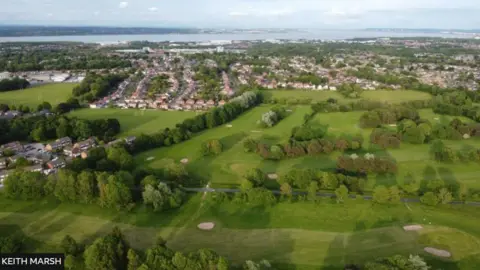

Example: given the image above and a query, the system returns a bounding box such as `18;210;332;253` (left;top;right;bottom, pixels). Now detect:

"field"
136;105;480;191
0;83;77;107
0;194;479;269
68;108;197;137
266;89;432;104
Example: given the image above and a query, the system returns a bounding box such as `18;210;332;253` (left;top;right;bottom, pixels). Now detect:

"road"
182;187;480;206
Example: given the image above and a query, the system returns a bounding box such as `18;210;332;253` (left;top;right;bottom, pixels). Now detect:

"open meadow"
0;194;479;269
265;89;432;104
0;83;76;107
68;108;197;137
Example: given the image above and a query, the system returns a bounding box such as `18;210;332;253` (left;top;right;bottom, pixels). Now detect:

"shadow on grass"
165;200;295;269
420;165;437;194
375;173;398;187
220;132;248;152
437;167;460;195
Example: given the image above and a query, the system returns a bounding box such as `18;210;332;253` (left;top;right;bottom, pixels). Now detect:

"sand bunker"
146;157;155;161
424;247;451;258
180;158;189;164
226;124;233;128
267;173;278;180
197;222;215;230
403;225;423;231
389;124;397;127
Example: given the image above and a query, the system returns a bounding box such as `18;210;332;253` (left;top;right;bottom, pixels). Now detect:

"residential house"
186;99;195;105
45;137;72;152
25;164;43;173
206;100;215;108
81;152;89;159
9;153;26;164
63;146;81;158
0;157;6;169
218;100;226;106
1;141;24;153
47;158;66;170
73;138;96;151
159;104;169;110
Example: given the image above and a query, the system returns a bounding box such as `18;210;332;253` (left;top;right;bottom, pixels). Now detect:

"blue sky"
1;0;479;29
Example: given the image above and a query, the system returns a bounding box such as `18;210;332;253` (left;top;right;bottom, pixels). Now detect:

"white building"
0;72;11;80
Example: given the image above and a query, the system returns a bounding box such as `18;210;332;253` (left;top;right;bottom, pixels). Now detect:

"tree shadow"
437;167;460;195
419;165;437;194
219;132;248;152
375;173;398;187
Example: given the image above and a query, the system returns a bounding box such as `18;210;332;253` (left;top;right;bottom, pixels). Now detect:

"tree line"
72;72;128;103
131;91;262;153
3;145;189;212
0;77;30;92
358;105;420;128
0;114;120;144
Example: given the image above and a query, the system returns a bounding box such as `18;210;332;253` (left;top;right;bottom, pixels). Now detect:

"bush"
201;139;223;156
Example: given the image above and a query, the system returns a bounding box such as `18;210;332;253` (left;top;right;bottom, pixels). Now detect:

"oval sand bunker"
197;222;215;230
424;247;451;258
180;158;189;164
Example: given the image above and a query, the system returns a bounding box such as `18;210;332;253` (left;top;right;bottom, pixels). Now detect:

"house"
1;141;24;153
73;138;96;151
218;100;226;106
63;146;81;158
159;104;169;110
186;99;195;105
25;164;43;173
195;99;205;106
9;153;26;164
124;136;136;144
81;151;89;159
206;100;215;107
47;158;66;169
45;137;72;152
0;157;5;169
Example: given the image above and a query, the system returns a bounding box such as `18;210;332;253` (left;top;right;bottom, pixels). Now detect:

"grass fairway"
0;83;76;107
0;194;479;269
68;108;197;137
266;89;431;104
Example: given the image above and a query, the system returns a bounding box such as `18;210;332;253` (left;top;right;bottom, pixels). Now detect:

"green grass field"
135;106;480;192
266;89;432;104
0;194;479;269
0;83;77;107
68;108;197;137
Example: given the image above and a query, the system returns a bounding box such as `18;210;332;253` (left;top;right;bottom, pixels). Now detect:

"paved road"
182;187;480;206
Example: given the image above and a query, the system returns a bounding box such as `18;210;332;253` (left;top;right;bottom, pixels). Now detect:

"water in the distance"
0;30;476;43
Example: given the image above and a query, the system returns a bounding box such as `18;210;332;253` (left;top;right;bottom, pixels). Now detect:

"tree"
243;138;258;153
372;185;390;204
100;175;133;210
437;188;453;204
127;249;142;270
61;235;81;256
76;171;97;204
84;227;130;270
280;183;293;200
403;173;418;195
307;181;319;202
107;147;134;170
421;192;439;206
335;185;348;203
172;252;187;269
389;186;401;204
65;255;75;270
245;168;266;187
240;179;254;192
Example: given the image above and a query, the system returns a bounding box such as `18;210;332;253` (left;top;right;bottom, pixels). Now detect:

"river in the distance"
0;30;477;43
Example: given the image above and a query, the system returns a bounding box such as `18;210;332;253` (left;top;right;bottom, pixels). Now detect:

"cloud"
148;7;158;12
119;2;128;8
229;11;249;16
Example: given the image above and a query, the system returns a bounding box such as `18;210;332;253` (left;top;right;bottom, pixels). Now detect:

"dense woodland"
0;77;30;92
0;114;120;144
72;72;128;102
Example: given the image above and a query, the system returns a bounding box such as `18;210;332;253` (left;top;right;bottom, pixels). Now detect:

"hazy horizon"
2;0;480;29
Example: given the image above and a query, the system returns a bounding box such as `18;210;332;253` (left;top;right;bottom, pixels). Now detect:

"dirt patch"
403;225;423;231
389;124;397;127
180;158;189;164
424;247;451;258
267;173;278;180
226;124;233;128
146;157;155;161
197;222;215;231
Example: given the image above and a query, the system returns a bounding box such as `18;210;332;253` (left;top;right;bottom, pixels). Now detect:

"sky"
1;0;480;29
